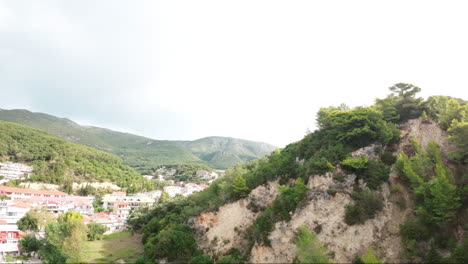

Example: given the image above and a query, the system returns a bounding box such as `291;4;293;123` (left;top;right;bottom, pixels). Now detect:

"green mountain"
0;109;276;171
176;136;277;168
0;121;151;192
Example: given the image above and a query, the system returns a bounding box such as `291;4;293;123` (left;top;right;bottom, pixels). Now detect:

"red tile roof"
11;202;32;209
74;200;92;207
0;186;67;196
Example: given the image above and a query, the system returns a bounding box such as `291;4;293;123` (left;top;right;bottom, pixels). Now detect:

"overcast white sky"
1;0;467;147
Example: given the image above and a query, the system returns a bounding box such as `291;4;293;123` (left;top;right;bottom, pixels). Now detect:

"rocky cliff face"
189;181;280;256
190;117;450;263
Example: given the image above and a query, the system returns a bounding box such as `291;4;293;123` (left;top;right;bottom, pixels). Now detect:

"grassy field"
81;231;144;264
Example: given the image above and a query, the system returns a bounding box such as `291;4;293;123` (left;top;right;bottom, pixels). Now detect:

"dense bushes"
341;155;390;190
396;140;465;261
344;189;384;225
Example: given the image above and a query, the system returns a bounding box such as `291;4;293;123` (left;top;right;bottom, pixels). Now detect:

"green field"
82;231;144;263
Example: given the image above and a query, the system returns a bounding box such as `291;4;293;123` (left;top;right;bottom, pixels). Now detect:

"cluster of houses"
0;162;33;184
163;182;209;197
0;185;158;256
0;163;221;258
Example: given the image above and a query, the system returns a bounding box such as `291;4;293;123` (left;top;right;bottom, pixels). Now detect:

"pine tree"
232;175;249;198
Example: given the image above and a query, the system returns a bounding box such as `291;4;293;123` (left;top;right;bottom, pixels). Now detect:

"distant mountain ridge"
0;109;276;171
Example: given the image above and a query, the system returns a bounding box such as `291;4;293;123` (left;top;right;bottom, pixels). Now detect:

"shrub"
327;188;337;196
341;155;369;172
395;196;406;210
399;217;431;244
190;254;213;264
390;183;403;194
344;190;384;225
333;173;345;183
360;249;382;264
380;151;396;165
359;160;390;189
294;225;329;264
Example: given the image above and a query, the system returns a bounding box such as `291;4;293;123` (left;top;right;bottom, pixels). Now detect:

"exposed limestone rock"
189;181;280;256
351;144;380;159
400;118;454;153
194;117;452;263
250;172;412;263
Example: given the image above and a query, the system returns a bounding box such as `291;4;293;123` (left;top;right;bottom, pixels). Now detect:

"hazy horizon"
1;0;467;147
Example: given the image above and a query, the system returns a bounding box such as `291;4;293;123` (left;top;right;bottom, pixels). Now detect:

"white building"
0;200;33;224
163;186;183;197
102;193;155;211
0;186;67;200
0;224;24;255
183;183;204;196
71;200;94;216
83;212;126;234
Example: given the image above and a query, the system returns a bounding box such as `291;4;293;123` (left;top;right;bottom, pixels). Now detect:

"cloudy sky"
1;0;467;146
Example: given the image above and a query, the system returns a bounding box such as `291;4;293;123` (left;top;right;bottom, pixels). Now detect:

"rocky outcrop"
189;181;280;256
400;118;455;153
192;117;452;263
249;171;411;263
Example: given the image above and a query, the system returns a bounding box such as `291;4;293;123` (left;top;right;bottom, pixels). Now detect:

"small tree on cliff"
232;175;249;198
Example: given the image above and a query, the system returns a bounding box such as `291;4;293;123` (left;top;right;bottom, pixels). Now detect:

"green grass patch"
81;231;144;264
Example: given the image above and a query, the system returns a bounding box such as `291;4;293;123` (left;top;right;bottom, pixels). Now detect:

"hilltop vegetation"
0;109;276;171
129;83;467;263
0;121;152;193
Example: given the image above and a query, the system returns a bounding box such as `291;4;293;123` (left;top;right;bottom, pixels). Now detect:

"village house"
0;224;25;256
113;201;130;219
102;193;156;211
0;200;33;224
183;183;205;196
0;186;67;200
83;212;126;234
163;186;183;197
71;200;94;216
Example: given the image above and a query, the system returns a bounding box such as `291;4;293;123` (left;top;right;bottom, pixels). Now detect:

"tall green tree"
448;121;468;164
41;212;88;263
375;83;424;123
17;213;39;232
232;175;249;198
19;235;42;253
87;222;107;241
415;168;460;226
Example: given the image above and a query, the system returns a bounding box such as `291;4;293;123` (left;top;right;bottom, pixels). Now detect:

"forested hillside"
0;121;152;193
129;83;467;263
176;137;276;168
0;109;276;171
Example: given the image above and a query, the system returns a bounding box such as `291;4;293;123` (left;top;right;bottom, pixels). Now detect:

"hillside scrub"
344;189;384;225
396;140;464;261
130;84;467;263
0;121;152;192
